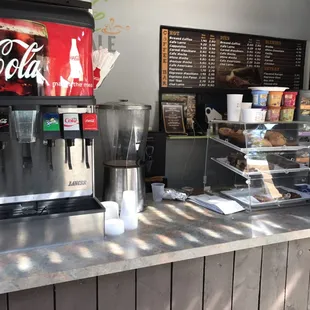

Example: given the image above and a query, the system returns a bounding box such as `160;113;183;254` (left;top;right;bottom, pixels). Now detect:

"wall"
92;0;310;193
3;239;310;310
93;0;310;130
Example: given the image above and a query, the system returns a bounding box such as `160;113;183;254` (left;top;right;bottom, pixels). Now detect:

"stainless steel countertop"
1;200;310;294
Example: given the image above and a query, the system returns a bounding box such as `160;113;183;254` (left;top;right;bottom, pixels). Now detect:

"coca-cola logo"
64;117;78;127
0;39;48;85
0;118;7;124
85;118;95;123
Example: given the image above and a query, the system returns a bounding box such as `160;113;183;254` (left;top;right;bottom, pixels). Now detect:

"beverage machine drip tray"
0;197;105;253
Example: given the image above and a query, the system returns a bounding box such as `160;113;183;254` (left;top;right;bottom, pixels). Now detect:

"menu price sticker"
160;26;306;90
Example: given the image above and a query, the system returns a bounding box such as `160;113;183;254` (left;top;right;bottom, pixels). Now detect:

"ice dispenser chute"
12;106;39;169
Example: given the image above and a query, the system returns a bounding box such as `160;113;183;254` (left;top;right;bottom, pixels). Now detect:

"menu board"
160;26;306;90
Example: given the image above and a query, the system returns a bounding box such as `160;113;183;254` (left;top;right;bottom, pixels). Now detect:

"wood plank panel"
260;242;288;310
232;247;262;310
8;286;53;310
0;294;7;310
285;238;310;310
137;263;171;310
98;270;135;310
55;278;96;310
204;252;234;310
172;257;204;310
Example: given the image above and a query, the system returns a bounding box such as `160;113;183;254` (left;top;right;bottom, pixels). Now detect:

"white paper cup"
101;201;119;220
105;219;125;236
240;102;252;121
120;214;138;231
227;94;243;121
242;109;265;123
151;183;165;202
241;102;252;109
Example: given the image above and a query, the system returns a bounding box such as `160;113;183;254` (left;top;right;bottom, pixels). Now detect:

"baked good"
264;131;274;139
219;127;232;137
254;195;273;202
251;138;272;147
230;133;245;146
227;153;246;171
267;132;286;146
264;131;286;145
266;154;300;169
277;188;301;200
296;157;309;164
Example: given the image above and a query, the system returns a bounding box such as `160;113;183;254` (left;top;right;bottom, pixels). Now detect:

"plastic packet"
163;188;187;201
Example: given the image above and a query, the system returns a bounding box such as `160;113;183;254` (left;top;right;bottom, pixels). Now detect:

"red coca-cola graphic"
0;18;93;97
82;113;98;131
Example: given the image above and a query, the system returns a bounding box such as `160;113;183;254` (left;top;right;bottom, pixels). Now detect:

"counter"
1;200;310;310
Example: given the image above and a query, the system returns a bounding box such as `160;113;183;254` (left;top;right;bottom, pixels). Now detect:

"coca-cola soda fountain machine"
0;0;104;252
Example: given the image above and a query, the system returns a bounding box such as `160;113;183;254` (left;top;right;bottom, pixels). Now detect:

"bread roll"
251;138;272;147
219;127;232;137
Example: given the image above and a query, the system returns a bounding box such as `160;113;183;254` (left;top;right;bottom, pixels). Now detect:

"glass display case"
205;120;310;211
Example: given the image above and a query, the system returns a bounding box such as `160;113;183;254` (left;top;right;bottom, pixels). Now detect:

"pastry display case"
205;120;310;211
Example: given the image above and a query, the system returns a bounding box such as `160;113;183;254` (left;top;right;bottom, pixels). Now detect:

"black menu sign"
160;26;306;90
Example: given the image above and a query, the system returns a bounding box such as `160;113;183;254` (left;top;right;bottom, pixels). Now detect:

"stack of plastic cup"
101;201;119;220
120;190;138;230
101;201;125;236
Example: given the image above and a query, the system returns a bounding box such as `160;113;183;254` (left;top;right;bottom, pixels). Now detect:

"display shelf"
210;137;310;153
210;120;308;125
167;135;208;140
211;157;310;179
221;186;310;209
206;120;310;211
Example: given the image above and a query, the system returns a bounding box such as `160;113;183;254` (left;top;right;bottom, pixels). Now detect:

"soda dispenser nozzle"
62;113;81;170
42;113;61;171
80;113;98;169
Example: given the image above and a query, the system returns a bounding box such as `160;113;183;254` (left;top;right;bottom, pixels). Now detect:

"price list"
216;34;263;88
160;26;306;90
262;40;304;88
161;29;218;88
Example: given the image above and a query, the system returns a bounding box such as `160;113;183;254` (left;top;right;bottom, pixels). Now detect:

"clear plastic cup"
151;183;165;202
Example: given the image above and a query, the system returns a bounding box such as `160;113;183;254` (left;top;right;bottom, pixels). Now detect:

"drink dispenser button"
0;112;10;143
62;113;81;170
42;113;61;170
43;113;61;139
81;113;98;169
0;111;10;173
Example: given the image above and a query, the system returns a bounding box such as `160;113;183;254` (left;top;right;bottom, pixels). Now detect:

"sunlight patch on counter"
199;228;222;239
156;234;176;247
148;206;173;222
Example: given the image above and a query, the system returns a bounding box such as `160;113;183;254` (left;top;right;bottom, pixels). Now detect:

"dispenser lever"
80;113;98;170
42;113;61;170
62;113;80;170
66;140;73;170
85;140;90;169
22;144;32;169
47;140;54;171
0;142;5;174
